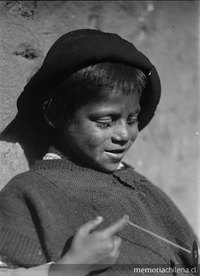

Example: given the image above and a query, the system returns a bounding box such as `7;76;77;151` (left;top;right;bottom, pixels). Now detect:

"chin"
95;163;120;173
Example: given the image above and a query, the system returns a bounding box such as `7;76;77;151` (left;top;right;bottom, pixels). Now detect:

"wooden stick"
128;220;191;254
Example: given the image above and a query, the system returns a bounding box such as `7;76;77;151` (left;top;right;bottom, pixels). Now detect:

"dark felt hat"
17;29;161;131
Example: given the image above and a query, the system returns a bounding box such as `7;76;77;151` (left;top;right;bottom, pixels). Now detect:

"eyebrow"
128;106;141;116
88;107;141;119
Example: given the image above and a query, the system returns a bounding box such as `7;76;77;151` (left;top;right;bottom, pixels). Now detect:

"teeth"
106;150;124;154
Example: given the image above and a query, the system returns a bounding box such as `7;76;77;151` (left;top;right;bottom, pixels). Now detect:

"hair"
45;61;147;126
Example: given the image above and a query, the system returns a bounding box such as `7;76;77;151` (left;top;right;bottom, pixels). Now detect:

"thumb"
78;216;104;236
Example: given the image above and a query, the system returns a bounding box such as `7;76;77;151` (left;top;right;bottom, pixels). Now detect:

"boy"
0;29;197;275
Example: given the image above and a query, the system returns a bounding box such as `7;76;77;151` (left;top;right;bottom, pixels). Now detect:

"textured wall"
0;1;199;238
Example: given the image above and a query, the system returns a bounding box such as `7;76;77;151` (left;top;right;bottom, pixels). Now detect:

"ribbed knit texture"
0;150;196;275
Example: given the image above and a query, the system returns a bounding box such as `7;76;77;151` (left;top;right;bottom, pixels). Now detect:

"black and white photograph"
0;1;199;275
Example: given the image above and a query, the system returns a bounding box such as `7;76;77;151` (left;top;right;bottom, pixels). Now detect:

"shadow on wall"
0;114;51;166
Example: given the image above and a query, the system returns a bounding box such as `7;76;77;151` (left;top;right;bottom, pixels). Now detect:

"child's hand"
68;215;128;265
49;215;129;276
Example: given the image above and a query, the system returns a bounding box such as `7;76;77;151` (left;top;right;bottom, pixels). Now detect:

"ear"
43;98;63;130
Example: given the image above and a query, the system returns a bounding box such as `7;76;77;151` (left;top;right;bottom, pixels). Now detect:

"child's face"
62;91;140;172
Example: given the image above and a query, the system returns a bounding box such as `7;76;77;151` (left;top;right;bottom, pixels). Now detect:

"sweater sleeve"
133;171;198;269
147;179;197;243
133;170;198;243
0;172;49;267
131;171;199;275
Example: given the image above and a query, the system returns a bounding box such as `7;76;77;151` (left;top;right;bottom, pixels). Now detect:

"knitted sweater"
0;150;196;275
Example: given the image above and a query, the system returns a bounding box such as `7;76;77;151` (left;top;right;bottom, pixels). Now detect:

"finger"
109;237;121;261
78;216;104;236
101;215;129;238
113;236;122;249
110;236;122;255
109;249;120;264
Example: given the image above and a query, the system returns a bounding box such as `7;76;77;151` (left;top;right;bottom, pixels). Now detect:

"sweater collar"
43;149;125;170
32;146;127;174
31;147;138;189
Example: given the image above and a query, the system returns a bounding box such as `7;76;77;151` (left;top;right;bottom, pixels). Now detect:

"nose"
111;121;130;144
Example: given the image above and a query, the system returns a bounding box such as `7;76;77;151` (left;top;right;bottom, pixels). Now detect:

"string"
127;220;191;254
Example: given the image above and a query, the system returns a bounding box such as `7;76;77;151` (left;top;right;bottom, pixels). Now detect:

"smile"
104;149;126;159
106;149;126;153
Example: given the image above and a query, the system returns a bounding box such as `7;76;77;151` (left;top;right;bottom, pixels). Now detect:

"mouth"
104;148;127;159
105;149;126;153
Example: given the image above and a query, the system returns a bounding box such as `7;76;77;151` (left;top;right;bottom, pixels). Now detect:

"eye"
95;117;114;129
96;121;113;129
127;116;138;126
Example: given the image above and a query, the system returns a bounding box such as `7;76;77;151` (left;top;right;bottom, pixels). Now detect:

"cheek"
66;120;111;150
79;122;111;150
130;127;139;143
86;128;110;148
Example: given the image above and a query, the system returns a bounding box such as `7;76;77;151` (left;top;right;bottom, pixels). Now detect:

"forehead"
79;92;141;114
